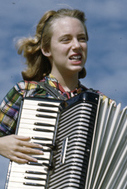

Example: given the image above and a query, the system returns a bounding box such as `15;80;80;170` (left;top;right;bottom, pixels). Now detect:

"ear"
41;48;51;58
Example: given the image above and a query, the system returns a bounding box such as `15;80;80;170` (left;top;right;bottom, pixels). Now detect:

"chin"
68;68;82;76
71;66;83;72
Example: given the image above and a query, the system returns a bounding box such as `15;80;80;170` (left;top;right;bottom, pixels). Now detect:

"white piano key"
18;122;54;128
23;98;60;107
19;117;56;125
9;174;47;183
19;119;56;127
7;184;45;189
8;178;46;184
17;129;54;138
7;181;46;188
23;103;59;111
18;124;55;131
11;163;47;171
30;138;53;144
19;113;57;123
18;127;55;134
10;168;46;175
9;171;47;178
10;164;48;173
21;109;58;118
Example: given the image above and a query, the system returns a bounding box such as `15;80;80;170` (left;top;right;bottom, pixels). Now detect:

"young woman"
0;9;102;164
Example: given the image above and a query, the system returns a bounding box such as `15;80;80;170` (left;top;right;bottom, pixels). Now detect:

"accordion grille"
48;100;98;189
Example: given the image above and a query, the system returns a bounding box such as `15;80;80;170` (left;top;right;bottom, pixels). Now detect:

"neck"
50;72;79;91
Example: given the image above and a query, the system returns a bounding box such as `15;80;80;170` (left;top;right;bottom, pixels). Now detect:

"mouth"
69;54;82;61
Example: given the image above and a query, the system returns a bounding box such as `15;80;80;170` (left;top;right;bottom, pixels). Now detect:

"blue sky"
0;0;127;188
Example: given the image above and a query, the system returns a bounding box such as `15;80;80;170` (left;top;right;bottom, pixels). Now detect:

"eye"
59;35;72;43
78;35;87;42
61;37;70;43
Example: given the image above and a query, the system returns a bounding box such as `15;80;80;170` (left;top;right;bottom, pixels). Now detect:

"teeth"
70;55;81;60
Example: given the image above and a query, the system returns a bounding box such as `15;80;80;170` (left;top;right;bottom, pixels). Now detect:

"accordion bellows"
5;91;127;189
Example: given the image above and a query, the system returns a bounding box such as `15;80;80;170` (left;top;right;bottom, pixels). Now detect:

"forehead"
51;17;85;36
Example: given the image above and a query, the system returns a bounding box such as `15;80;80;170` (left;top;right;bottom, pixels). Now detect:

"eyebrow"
59;33;86;39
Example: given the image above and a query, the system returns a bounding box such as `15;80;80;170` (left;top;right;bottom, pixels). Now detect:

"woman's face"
43;17;88;78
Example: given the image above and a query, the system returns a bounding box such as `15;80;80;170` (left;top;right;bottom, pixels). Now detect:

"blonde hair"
17;9;88;81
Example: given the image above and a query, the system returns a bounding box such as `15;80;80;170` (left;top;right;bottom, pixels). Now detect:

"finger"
15;135;31;141
15;152;39;163
18;140;43;149
10;154;29;164
17;146;44;155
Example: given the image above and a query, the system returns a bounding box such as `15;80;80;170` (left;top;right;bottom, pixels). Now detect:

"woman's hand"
0;134;43;164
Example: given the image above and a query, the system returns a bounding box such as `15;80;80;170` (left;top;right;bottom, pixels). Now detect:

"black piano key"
37;108;58;113
32;136;53;141
34;122;55;127
43;148;51;152
46;144;56;150
36;114;56;119
33;128;54;132
25;170;47;175
27;162;43;166
38;103;58;107
24;176;46;181
43;163;53;170
23;182;45;186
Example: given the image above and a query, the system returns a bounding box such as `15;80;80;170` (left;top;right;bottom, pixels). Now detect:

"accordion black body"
5;91;126;189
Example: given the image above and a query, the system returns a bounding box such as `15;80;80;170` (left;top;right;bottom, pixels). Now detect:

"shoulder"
12;80;28;97
87;88;113;104
14;80;26;91
0;80;27;108
79;82;112;103
13;80;42;96
14;80;38;90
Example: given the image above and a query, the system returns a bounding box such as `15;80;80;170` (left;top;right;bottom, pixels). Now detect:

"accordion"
5;91;126;189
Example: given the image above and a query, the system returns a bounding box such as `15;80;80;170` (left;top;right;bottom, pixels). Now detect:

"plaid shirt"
0;74;87;136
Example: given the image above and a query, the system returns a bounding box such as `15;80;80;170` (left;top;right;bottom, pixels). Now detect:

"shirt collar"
42;74;87;99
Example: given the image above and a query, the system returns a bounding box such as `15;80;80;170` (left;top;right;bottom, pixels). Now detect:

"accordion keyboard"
5;98;61;189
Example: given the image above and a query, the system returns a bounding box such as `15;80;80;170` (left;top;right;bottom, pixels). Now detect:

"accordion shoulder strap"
37;81;67;100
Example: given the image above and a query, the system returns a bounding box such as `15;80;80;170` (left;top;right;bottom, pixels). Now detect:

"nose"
71;38;81;49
